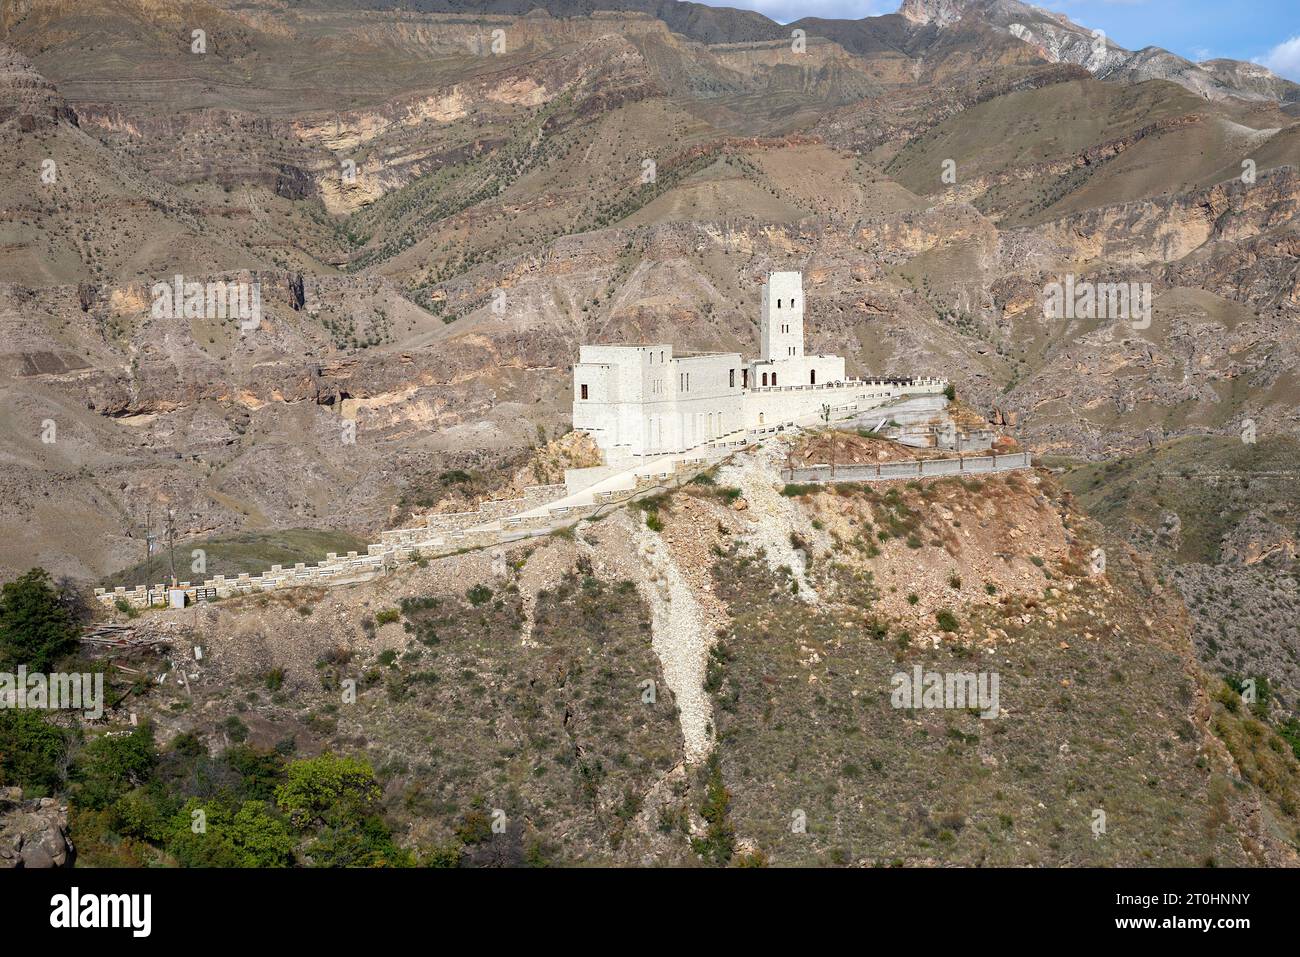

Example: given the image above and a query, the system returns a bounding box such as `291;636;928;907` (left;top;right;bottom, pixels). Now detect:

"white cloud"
1256;35;1300;81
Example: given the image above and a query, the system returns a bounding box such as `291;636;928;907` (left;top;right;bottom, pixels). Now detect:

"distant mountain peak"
895;0;1299;104
898;0;970;27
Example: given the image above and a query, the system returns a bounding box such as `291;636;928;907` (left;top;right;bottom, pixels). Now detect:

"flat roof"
584;342;670;348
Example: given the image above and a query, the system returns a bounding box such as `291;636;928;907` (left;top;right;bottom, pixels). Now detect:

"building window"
729;369;735;388
772;373;777;386
742;369;748;388
810;370;816;385
581;384;588;399
777;299;782;309
761;372;768;386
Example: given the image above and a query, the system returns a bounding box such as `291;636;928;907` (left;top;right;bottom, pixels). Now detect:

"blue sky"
697;0;1300;80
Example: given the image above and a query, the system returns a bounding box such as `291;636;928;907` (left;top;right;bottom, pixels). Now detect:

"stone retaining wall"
94;458;720;609
397;483;569;536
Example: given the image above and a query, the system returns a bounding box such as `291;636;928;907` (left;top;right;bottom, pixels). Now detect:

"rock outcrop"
0;788;74;868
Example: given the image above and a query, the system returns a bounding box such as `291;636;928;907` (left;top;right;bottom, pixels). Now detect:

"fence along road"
782;451;1033;484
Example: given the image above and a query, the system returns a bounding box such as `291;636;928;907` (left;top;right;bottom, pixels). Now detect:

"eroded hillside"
1;0;1297;585
45;445;1296;867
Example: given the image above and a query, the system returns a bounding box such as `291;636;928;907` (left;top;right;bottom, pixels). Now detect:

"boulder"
0;792;73;868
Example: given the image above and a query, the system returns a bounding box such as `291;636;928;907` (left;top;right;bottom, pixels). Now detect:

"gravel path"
718;443;819;604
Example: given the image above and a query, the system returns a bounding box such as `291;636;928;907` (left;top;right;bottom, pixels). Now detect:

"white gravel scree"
630;516;715;764
717;443;819;603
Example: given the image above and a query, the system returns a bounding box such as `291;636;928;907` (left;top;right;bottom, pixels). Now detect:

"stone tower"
760;271;804;362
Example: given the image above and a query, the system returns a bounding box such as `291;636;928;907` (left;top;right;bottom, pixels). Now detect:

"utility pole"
165;508;178;586
143;502;155;584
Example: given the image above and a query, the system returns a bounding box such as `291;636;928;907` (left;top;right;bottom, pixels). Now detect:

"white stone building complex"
572;271;946;458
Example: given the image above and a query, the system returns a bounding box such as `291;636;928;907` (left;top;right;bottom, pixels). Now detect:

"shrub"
424;840;464;868
223;716;249;743
74;722;159;810
690;755;735;866
466;585;493;606
455;807;494;845
935;609;959;632
375;608;400;626
0;710;69;794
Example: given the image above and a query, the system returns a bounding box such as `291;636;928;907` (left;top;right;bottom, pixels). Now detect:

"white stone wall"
573;344;743;455
95;454;734;609
670;353;745;449
747;354;846;389
744;379;900;430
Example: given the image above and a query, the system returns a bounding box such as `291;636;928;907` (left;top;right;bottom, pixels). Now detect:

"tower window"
581;384;588;399
729;369;735;388
810;370;816;385
777;299;782;309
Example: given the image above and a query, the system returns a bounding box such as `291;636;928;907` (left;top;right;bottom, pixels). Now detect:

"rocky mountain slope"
900;0;1300;105
0;0;1294;598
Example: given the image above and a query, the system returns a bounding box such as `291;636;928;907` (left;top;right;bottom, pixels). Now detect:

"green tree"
165;798;296;867
231;800;297;866
0;568;79;671
274;753;381;828
306;813;411;868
